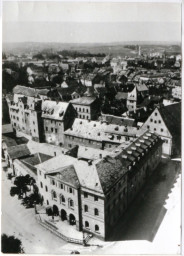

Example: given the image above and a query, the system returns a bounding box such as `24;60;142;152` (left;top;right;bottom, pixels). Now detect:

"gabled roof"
47;165;80;189
158;103;181;137
7;144;31;159
42;100;69;120
2;135;17;147
136;84;148;92
95;156;127;193
21;153;52;166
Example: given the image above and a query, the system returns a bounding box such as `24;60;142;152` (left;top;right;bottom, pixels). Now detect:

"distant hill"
3;41;181;57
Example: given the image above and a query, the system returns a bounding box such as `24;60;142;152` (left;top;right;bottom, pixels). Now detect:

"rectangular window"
94;196;98;201
46;127;48;131
51;128;54;132
84;192;88;198
55;129;57;133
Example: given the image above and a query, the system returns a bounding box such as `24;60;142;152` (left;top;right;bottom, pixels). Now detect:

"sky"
2;1;182;43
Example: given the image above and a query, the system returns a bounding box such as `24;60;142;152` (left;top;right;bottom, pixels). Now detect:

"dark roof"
48;165;80;188
159;103;181;137
7;144;31;159
2;135;17;147
102;115;135;127
21;153;52;166
95;156;127;193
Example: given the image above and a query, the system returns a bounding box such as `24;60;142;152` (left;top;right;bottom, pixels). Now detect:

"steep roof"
21;153;52;166
159;103;181;137
2;135;17;147
7;144;31;159
136;83;148;92
47;165;80;189
95;156;127;194
42;100;69;120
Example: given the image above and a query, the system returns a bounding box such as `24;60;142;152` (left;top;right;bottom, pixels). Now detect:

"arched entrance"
53;205;59;216
61;209;67;221
69;214;76;225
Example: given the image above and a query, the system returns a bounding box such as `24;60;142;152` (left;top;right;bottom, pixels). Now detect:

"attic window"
59;111;64;117
114;126;119;131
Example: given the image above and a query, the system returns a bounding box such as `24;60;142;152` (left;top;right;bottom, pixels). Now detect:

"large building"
42;100;76;146
64;118;146;151
6;86;46;142
142;103;181;156
70;96;100;120
36;131;163;240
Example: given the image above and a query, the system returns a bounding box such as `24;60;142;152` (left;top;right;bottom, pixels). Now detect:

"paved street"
1;159;181;254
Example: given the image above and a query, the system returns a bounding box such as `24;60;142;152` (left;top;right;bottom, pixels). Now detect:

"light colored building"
64;118;146;151
172;86;181;100
70;97;100;120
142;103;181;156
42;100;76;146
36;131;163;240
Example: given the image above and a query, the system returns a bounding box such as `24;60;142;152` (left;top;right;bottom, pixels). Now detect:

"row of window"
45;127;58;133
84;221;99;232
84;205;99;216
49;180;74;194
147;125;164;132
83;192;99;201
75;107;89;113
78;114;89;119
51;191;74;208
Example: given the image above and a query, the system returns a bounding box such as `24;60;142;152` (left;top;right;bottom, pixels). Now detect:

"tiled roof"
136;84;148;92
78;146;109;160
7;144;31;159
101;115;135;127
42;100;69;120
65;119;145;143
159;103;181;138
70;96;96;105
2;135;17;147
47;165;80;189
21;153;52;167
13;85;49;98
95;156;127;193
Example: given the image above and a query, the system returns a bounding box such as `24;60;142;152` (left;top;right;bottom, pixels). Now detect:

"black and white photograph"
1;1;182;254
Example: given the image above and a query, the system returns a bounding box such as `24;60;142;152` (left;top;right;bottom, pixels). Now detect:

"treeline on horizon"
33;50;106;60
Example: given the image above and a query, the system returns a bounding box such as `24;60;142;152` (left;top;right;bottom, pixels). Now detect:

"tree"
10;186;20;197
1;234;24;253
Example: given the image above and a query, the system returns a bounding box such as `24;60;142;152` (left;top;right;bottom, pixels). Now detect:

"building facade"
42;101;77;146
36;131;163;240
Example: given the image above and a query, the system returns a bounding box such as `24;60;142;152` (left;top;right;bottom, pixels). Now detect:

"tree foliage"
1;234;24;253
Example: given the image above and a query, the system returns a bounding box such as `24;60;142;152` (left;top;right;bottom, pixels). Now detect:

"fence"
36;215;86;245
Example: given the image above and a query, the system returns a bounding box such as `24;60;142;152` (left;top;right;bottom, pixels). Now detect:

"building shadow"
107;160;181;242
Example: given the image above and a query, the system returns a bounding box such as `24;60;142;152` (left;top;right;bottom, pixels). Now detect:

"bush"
1;234;24;253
